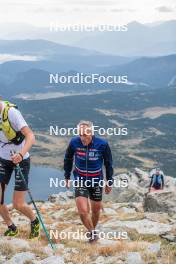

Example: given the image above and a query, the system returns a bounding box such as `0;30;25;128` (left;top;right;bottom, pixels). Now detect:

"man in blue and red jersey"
64;120;114;243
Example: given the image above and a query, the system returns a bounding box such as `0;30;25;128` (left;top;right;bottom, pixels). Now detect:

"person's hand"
11;153;23;165
66;179;70;189
105;185;112;194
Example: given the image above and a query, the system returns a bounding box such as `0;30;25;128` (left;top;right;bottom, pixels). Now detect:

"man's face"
79;125;92;146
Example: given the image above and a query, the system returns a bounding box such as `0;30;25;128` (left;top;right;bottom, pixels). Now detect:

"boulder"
48;191;74;204
0;238;30;250
146;242;161;253
36;256;65;264
126;252;143;264
94;256;105;264
103;218;172;235
144;191;176;214
103;208;117;215
7;252;35;264
161;233;176;243
103;174;146;203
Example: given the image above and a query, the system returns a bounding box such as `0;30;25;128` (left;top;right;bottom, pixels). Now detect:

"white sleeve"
8;107;28;131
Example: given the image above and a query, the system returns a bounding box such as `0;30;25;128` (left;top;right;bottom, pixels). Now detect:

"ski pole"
11;151;56;250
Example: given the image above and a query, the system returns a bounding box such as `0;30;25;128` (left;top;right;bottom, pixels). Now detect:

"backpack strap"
1;102;24;145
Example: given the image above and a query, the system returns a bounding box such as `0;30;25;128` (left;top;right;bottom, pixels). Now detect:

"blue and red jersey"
64;136;114;185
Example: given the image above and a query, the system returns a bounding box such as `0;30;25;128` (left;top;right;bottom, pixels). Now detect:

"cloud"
68;0;117;5
156;6;174;13
0;54;39;63
111;8;136;13
32;7;65;13
111;9;124;12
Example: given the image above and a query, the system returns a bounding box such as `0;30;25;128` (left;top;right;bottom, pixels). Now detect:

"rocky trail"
0;168;176;264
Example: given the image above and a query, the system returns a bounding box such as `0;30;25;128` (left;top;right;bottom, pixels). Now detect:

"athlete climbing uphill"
149;166;164;192
64;120;114;243
0;99;40;238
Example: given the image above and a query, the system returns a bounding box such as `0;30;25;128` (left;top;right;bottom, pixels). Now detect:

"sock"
31;217;39;225
8;223;17;231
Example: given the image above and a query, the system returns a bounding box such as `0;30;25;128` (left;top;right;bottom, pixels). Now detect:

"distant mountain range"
0;52;175;98
0;39;133;77
0;23;175;97
74;20;176;56
0;20;176;56
105;54;176;87
0;39;96;56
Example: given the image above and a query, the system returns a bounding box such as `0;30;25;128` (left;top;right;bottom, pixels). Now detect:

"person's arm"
149;175;153;192
12;127;35;164
64;141;75;180
103;143;114;192
8;107;35;164
149;170;153;178
161;174;164;189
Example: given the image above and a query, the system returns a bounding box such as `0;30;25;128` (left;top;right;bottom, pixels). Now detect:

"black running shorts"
0;157;30;191
75;184;103;201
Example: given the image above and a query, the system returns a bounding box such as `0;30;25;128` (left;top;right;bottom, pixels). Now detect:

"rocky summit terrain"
0;168;176;264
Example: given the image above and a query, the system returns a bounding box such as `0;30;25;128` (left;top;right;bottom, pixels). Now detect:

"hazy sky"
0;0;176;26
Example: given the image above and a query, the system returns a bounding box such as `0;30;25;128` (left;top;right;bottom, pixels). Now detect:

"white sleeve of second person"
8;107;28;131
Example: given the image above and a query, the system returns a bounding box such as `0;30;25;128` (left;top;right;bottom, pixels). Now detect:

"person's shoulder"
70;136;80;145
8;105;28;128
94;136;108;145
8;106;22;119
